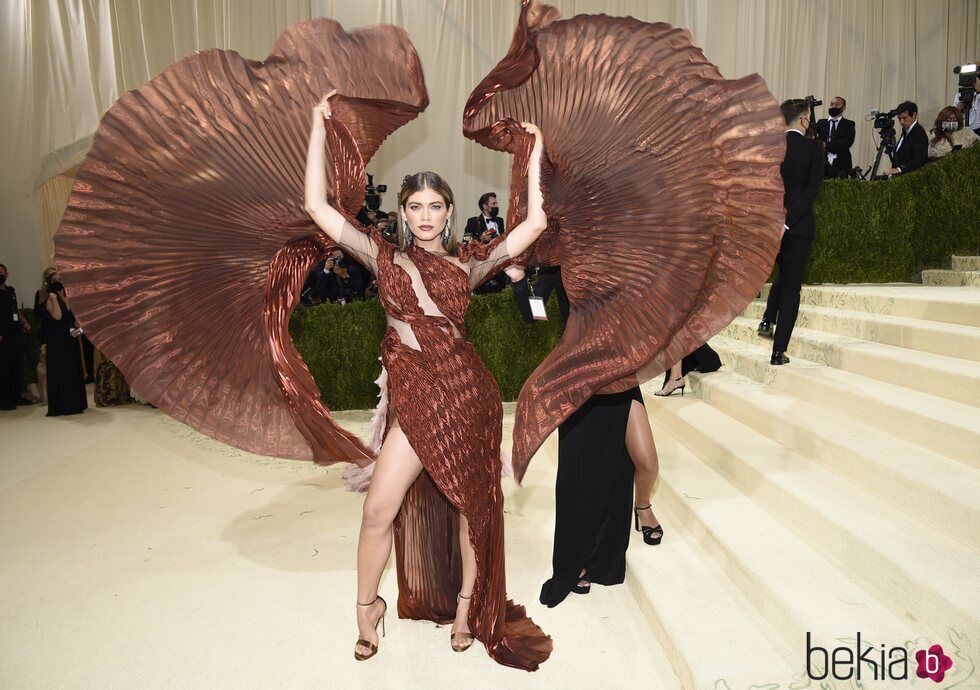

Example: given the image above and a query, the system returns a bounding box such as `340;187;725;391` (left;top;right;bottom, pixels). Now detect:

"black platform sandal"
634;505;664;546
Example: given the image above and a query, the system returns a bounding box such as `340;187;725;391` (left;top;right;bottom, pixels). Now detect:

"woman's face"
402;188;452;242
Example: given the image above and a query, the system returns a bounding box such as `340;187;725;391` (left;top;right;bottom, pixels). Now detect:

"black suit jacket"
814;117;855;176
892;121;929;174
781;131;824;239
464;215;505;243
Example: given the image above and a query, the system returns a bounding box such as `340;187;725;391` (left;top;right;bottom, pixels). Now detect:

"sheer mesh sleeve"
338;222;379;276
458;234;512;289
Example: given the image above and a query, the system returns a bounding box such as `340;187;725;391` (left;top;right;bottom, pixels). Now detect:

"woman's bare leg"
451;513;478;650
355;423;424;656
626;400;661;529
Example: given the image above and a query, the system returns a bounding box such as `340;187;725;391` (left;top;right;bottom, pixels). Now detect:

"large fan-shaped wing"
56;19;428;463
464;1;785;478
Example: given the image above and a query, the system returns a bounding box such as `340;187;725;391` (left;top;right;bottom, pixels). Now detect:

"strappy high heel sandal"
654;377;685;397
634;505;664;545
354;595;387;661
450;593;475;653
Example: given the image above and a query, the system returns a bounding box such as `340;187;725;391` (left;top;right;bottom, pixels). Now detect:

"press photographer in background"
815;96;855;179
929;106;979;160
953;64;980;135
883;101;928;176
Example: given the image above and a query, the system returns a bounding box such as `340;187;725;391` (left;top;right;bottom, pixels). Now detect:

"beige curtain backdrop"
3;0;979;292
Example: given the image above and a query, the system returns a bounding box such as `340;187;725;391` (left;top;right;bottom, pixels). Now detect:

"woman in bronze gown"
305;94;552;665
55;2;784;674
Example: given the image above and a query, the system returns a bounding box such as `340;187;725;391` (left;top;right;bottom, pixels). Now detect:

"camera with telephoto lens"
872;109;899;143
364;173;387;212
954;63;978;104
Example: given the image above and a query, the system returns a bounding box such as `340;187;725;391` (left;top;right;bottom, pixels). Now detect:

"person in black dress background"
0;262;33;410
514;268;664;607
40;270;87;416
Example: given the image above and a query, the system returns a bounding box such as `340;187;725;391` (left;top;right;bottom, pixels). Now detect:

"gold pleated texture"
463;1;786;479
55;20;428;462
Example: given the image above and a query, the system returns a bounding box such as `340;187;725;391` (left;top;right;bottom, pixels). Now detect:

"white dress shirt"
825;116;843;164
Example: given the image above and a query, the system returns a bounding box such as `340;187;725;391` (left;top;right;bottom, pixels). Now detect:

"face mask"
488;207;499;218
828;107;843;118
49;280;64;293
942;121;960;132
0;275;6;284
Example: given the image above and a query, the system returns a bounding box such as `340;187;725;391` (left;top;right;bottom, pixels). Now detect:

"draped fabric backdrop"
2;0;978;290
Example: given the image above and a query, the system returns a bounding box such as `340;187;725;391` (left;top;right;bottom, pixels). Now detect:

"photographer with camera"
884;101;928;175
757;99;824;366
464;192;505;245
815;96;855;178
953;66;980;135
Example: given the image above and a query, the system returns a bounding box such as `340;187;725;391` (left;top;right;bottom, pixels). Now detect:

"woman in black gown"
515;272;665;608
41;271;87;416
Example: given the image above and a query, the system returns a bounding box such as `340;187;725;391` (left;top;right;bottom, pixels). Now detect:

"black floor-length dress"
43;297;88;416
539;387;639;607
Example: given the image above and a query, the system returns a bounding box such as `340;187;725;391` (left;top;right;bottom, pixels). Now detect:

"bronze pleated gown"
338;224;551;669
54;2;786;674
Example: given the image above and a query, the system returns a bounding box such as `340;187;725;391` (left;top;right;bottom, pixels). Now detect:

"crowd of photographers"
812;65;979;180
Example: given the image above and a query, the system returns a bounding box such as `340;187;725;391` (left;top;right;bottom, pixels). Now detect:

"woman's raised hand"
520;121;543;148
311;90;338;128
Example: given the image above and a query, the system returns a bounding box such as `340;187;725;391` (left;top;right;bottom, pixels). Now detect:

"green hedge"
808;144;980;283
290;291;564;409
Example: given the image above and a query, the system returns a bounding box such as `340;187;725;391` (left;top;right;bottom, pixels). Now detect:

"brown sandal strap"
355;639;378;652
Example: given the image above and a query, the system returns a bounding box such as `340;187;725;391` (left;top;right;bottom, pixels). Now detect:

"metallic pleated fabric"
463;1;787;479
55;19;427;463
374;232;551;670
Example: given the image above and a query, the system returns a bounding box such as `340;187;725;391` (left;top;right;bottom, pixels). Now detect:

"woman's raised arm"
504;123;548;258
304;92;348;243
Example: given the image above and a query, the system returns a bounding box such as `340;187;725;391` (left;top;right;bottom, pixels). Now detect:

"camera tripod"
867;135;896;180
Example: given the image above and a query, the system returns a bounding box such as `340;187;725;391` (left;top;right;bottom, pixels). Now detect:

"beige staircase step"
922;269;980;287
626;502;797;688
718;319;980;466
650;425;929;669
742;300;980;363
787;283;980;328
687;350;980;550
952;256;980;272
644;393;980;646
722;315;980;407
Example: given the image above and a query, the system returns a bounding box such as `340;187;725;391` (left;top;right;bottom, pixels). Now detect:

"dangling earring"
442;218;452;245
402;217;413;246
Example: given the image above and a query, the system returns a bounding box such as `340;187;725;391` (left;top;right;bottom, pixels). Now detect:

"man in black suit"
465;192;509;293
758;99;824;365
884;101;928;175
464;192;505;244
814;96;855;178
